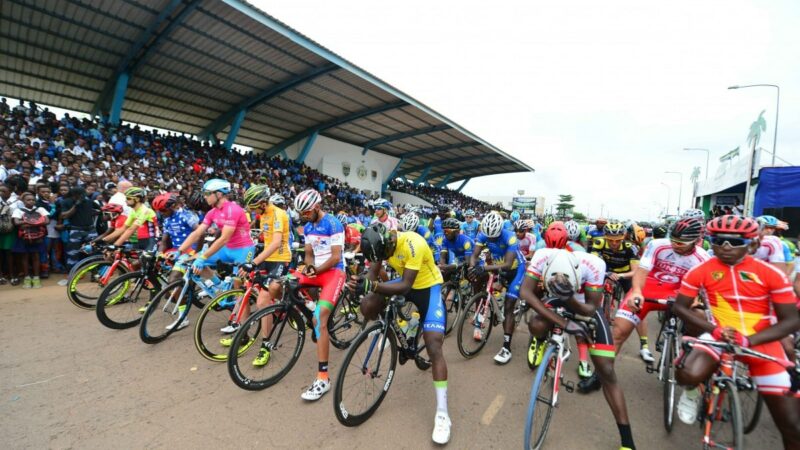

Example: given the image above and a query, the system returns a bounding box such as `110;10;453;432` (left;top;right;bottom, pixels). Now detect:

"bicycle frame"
360;297;417;378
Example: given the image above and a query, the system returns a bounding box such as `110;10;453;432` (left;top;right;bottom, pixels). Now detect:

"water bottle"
203;279;215;295
221;276;232;291
397;318;409;334
407;312;420;350
493;290;505;321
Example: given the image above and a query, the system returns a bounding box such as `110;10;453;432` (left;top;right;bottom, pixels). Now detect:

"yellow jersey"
387;231;444;290
259;205;291;263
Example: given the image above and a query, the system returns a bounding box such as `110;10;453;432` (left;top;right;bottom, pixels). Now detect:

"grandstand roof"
0;0;533;185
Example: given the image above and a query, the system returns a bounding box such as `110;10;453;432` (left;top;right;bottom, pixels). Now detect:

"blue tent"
753;166;800;215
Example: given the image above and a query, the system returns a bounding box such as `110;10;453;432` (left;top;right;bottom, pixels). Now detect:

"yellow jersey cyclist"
353;223;451;444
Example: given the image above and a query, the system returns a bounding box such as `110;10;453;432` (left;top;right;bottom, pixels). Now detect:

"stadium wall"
387;190;433;207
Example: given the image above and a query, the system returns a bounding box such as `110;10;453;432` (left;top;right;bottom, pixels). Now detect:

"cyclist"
611;218;709;385
105;187;158;250
370;199;398;231
292;189;346;401
354;223;451;444
514;219;537;259
523;249;637;450
91;203;126;245
440;217;475;267
586;217;608;241
564;219;584;250
756;215;789;272
468;211;526;364
533;221;584;253
338;212;361;253
153;193;198;282
461;209;480;240
673;215;800;447
400;212;439;261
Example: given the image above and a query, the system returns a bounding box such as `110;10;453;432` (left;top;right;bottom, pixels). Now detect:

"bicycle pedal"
645;364;656;374
563;380;575;393
399;353;408;365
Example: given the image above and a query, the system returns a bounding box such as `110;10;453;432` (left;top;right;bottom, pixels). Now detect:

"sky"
256;0;800;220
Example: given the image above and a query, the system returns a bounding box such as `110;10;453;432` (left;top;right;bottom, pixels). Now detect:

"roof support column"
279;150;288;159
296;131;318;163
383;158;404;191
436;173;453;188
455;178;471;192
109;72;129;125
223;109;247;150
415;165;432;184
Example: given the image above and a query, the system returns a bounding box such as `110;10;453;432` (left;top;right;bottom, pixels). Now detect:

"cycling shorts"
691;333;799;397
295;269;346;310
500;265;525;300
259;261;289;279
615;290;675;326
387;280;446;334
200;245;255;267
546;298;615;358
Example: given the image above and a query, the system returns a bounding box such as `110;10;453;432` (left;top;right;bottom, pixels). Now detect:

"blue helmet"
758;215;779;227
465;209;475;217
510;210;521;221
372;199;392;210
203;178;230;194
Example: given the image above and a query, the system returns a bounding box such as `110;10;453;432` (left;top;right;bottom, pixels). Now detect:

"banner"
512;197;537;209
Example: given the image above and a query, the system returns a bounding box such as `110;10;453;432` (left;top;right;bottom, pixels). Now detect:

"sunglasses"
202;190;216;197
670;239;696;247
709;236;752;248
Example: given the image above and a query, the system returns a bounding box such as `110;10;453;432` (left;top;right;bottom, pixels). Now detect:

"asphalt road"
0;280;784;449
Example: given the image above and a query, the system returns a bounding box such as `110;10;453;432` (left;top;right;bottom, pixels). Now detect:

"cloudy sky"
258;0;800;220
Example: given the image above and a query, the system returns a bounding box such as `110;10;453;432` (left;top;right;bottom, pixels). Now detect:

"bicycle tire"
739;377;763;434
661;334;676;432
455;292;493;359
442;282;460;336
67;260;128;309
706;379;744;450
194;288;257;362
139;279;189;344
524;345;557;450
333;321;398;426
227;304;305;390
95;271;148;329
328;290;365;350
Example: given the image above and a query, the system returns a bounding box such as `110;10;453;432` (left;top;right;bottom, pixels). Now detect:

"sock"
578;342;589;362
503;333;512;350
639;336;649;350
683;387;699;399
261;338;271;349
434;380;448;414
318;361;329;381
617;423;635;449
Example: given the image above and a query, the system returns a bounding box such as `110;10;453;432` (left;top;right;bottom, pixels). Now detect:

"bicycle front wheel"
328;290;365;350
737;373;763;434
661;334;677;432
67;260;128;309
706;379;744;450
456;292;493;359
524;345;557;450
442;282;460;336
334;321;398;427
139;279;189;344
194;289;256;362
96;271;147;329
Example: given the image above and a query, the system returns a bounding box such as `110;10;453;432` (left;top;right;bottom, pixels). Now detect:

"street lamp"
683;148;710;181
660;182;671;217
665;171;683;214
728;84;780;166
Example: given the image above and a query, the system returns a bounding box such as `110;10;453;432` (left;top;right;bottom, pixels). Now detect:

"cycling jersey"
503;219;514;232
202;201;252;249
344;224;361;248
162;208;198;249
754;235;786;264
304;212;345;271
124;205;157;241
387;231;444;290
517;232;537;257
414;225;440;260
460;220;480;240
370;215;399;231
432;216;443;234
475;229;526;270
533;239;585;253
586;225;604;239
590;238;639;273
637;238;710;298
258;205;291;263
441;233;475;263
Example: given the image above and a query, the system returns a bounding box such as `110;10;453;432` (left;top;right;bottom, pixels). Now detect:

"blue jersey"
475;229;525;269
503;220;514;231
433;216;443;234
442;234;475;263
303;213;345;271
414;225;440;259
460;220;480;240
162;209;198;248
587;225;604;239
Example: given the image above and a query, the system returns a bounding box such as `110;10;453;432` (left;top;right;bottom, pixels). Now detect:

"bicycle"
678;337;796;450
641;298;681;432
95;250;171;329
455;270;515;358
601;272;625;324
66;244;134;309
332;294;432;426
440;263;471;336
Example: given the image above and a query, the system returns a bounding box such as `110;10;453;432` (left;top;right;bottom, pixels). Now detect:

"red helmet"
705;215;759;239
101;203;123;214
544;221;568;249
152;193;177;212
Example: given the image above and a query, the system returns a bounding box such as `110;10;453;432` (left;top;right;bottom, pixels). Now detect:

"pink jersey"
527;248;606;303
754;235;786;264
370;215;399;231
639;238;710;297
202;201;252;249
517;232;536;256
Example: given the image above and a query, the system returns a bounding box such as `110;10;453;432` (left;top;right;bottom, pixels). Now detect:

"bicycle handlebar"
682;337;796;369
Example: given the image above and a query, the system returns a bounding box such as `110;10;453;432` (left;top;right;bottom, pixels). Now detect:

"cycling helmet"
564;220;581;241
510;211;521;221
372;199;392;210
124;186;146;199
706;215;760;239
481;211;504;238
631;224;646;245
541;250;582;298
544;221;568;249
681;208;706;221
244;184;270;208
603;222;626;237
361;223;393;262
653;223;668;239
465;209;475;217
101;203;123;214
187;189;211;212
596;217;608;225
514;219;533;232
269;193;285;207
336;213;349;226
442;218;461;230
202;178;230;194
400;212;420;232
757;215;779;228
152;193;177;212
670;217;704;241
294;189;322;212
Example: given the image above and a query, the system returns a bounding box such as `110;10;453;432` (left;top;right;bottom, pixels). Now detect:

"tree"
556;194;575;217
572;211;587;221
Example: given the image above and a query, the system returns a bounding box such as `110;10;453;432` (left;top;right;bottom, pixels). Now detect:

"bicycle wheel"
442;282;460;336
194;289;257;362
737;373;763;434
96;271;149;329
455;292;494;359
706;379;744;450
602;291;614;324
328;290;365;350
524;345;557;450
661;335;677;432
67;254;104;280
227;304;305;390
67;260;128;309
139;279;190;344
333;321;398;426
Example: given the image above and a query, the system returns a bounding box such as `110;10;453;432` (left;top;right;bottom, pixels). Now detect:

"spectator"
11;192;49;289
0;184;16;284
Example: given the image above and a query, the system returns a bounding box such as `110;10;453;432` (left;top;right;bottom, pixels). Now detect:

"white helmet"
294;189;322;212
564;220;581;241
269;193;285;206
541;250;582;298
481;211;504;238
681;208;705;220
400;212;420;232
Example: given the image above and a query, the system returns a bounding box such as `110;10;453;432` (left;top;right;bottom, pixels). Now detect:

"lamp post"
683;148;710;181
728;84;780;166
660;182;671;217
665;171;683;215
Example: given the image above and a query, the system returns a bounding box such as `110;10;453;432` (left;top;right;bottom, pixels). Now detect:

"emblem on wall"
357;164;367;180
342;162;351;177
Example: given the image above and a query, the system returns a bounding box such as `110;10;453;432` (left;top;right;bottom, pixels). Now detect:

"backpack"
18;208;47;244
0;201;12;234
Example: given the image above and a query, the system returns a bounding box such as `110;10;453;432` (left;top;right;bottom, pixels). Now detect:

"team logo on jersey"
711;271;725;281
738;271;764;285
